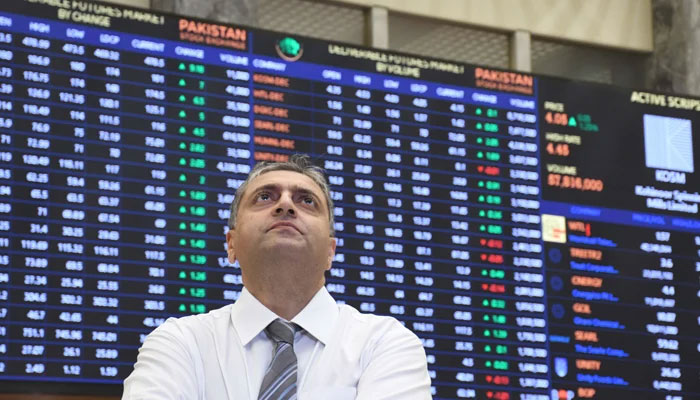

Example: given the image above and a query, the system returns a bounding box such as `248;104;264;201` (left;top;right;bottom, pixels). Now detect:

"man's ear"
226;230;236;264
325;237;337;271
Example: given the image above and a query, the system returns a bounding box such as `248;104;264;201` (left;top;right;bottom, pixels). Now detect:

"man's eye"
302;197;314;205
257;193;271;201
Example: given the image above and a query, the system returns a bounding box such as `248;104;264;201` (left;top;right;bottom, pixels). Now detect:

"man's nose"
274;192;296;216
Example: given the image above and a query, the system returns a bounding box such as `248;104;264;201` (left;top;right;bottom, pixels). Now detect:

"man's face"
226;170;336;283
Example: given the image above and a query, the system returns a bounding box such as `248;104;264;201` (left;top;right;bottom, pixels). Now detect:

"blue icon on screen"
548;248;562;263
554;357;568;377
550;276;564;291
551;303;565;319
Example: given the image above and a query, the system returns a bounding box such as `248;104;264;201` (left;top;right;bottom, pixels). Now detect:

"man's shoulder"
152;303;233;338
326;303;428;379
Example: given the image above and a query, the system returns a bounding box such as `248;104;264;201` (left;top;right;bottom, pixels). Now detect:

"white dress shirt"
122;286;432;399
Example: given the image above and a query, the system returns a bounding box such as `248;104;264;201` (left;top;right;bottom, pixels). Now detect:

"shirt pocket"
300;386;356;400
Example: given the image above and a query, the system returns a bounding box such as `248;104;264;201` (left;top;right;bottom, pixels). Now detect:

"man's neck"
247;281;322;320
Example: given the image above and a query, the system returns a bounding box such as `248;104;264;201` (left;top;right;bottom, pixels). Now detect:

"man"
123;154;432;399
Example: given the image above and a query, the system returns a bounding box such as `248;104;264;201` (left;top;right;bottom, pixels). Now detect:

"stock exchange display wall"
0;1;699;399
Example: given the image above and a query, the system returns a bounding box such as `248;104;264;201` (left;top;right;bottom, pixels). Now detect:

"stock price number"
547;173;604;192
545;142;570;157
544;111;569;126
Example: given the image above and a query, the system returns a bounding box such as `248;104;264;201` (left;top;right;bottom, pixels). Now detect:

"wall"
102;0;149;8
646;0;700;96
333;0;653;52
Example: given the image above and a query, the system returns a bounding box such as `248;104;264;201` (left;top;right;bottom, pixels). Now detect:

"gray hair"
228;154;335;236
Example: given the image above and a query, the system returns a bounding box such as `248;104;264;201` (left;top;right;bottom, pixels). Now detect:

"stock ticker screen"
0;1;699;399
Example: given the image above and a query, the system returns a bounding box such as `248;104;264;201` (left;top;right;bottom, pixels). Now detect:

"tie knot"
264;318;296;344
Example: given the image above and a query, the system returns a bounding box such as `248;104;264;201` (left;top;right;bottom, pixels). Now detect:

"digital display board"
0;1;698;399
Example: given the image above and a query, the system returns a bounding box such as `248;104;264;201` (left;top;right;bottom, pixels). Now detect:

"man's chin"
259;237;307;252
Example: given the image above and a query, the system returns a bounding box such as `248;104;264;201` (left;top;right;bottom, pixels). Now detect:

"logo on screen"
276;37;303;61
541;214;566;243
643;114;694;173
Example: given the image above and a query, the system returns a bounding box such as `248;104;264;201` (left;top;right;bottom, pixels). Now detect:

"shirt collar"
230;287;278;346
230;286;338;346
290;286;338;345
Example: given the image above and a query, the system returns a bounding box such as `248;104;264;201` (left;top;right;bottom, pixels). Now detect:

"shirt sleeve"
122;319;200;400
355;320;433;400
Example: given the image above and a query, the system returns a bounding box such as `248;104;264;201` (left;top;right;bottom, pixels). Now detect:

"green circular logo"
276;37;303;61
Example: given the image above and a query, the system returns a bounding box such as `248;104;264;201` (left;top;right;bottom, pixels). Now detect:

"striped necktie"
258;319;298;400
